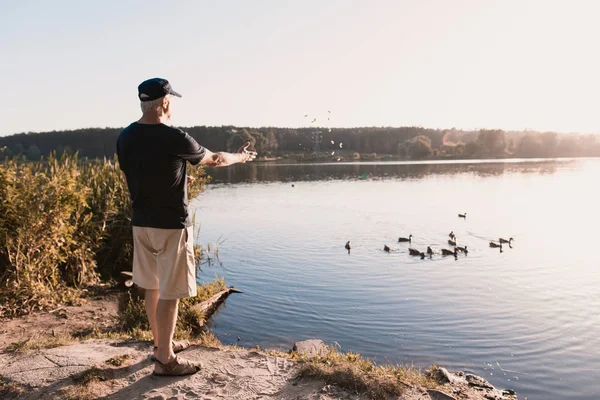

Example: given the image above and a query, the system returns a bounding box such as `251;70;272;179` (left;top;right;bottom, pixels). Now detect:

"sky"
1;0;599;136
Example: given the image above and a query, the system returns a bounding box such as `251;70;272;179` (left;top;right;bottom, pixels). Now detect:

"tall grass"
0;151;208;317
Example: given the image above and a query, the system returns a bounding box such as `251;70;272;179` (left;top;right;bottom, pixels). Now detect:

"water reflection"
207;159;568;184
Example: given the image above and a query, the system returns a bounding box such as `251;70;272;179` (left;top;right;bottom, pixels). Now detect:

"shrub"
0;152;208;317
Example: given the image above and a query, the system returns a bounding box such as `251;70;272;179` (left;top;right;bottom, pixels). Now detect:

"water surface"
193;158;600;400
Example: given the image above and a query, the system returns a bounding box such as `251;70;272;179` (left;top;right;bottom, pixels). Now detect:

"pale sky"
1;0;599;136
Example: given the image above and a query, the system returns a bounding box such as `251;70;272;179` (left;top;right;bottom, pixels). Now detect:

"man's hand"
200;142;257;167
237;142;257;163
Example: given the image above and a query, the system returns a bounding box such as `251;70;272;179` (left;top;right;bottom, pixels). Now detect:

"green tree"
1;146;12;159
26;145;42;160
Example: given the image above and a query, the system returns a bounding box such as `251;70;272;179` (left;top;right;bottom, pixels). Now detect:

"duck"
426;246;434;257
345;241;352;253
449;231;456;240
489;241;502;248
499;237;513;244
458;213;467;218
384;244;391;253
448;239;457;246
456;245;468;254
398;234;412;243
441;248;457;256
409;248;425;259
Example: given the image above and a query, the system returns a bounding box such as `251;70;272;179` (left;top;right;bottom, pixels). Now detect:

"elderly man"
117;78;256;376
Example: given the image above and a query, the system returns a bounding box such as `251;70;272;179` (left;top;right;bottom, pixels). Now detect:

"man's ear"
162;96;170;109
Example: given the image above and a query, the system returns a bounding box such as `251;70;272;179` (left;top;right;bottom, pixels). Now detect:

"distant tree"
477;129;506;156
26;145;42;160
517;134;544;157
540;132;558;157
226;129;256;153
464;141;480;157
265;130;278;152
397;142;408;157
506;139;516;154
557;135;579;157
14;142;24;155
407;135;432;159
1;146;12;159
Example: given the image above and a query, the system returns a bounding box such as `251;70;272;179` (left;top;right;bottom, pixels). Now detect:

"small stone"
466;374;494;389
291;339;328;357
427;389;457;400
429;367;451;383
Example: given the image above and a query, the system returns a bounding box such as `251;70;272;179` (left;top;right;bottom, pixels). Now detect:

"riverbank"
0;291;517;400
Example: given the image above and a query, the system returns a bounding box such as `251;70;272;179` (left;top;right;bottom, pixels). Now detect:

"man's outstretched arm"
200;142;257;167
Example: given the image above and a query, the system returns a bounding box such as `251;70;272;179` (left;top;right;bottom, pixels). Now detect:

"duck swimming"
456;245;468;254
458;213;467;218
441;248;458;256
441;247;458;259
408;248;426;259
345;241;352;254
448;239;457;246
449;231;456;240
499;237;513;244
398;234;412;243
384;244;391;252
426;246;434;257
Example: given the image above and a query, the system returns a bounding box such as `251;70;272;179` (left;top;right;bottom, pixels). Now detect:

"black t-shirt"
116;122;206;229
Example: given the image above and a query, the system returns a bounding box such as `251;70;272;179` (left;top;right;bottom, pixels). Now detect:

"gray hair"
140;97;165;114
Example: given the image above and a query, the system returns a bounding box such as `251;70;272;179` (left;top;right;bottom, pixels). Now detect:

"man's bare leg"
144;289;160;347
154;298;179;363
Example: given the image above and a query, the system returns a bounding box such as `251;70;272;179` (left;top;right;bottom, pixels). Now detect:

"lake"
192;158;600;400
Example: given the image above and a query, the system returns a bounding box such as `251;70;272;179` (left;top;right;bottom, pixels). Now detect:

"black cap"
138;78;182;102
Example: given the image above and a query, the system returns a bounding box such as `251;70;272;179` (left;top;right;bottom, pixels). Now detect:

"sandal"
153;355;202;377
151;340;191;361
152;340;190;354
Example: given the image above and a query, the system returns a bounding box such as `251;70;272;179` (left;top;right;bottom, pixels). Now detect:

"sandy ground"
0;339;498;400
0;289;121;349
0;340;517;400
0;293;516;399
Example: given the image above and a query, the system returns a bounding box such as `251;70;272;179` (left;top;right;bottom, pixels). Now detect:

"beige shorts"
132;226;197;300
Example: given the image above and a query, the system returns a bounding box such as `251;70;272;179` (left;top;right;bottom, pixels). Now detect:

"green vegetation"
291;348;439;399
2;125;600;162
0;152;208;317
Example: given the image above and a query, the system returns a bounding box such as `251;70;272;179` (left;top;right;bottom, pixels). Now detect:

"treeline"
1;125;600;160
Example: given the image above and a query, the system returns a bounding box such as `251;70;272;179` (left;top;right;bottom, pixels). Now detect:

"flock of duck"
343;213;514;259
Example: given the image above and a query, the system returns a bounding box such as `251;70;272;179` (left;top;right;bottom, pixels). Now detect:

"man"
116;77;256;376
